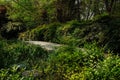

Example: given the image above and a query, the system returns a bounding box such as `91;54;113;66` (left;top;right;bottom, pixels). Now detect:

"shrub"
84;55;120;80
19;22;62;42
45;43;120;80
18;16;120;53
0;40;48;68
0;40;119;80
0;22;24;39
46;43;104;79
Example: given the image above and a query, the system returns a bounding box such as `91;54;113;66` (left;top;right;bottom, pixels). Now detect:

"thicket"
0;41;120;80
46;44;120;80
0;0;120;79
0;40;49;79
0;0;120;53
19;15;120;54
0;40;48;68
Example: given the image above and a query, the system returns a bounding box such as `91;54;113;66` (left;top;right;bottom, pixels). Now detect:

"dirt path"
26;41;61;51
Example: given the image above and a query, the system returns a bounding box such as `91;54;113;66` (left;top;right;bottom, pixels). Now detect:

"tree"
0;5;8;28
104;0;119;15
54;0;77;22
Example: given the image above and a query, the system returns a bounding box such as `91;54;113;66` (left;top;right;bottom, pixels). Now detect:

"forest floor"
26;41;86;53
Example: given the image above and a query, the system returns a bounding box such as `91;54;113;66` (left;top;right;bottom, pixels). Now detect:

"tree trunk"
104;0;115;14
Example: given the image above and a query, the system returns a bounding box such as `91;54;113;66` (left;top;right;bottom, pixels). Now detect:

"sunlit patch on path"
26;41;61;51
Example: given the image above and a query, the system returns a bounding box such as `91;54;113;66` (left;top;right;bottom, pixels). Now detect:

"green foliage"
7;0;41;28
44;43;120;80
0;0;120;79
0;40;48;79
84;55;120;80
0;68;22;80
93;13;110;22
56;20;94;45
19;22;62;42
0;40;47;68
0;22;24;39
46;43;104;79
0;40;120;80
18;20;92;45
5;0;56;28
18;17;120;54
66;55;120;80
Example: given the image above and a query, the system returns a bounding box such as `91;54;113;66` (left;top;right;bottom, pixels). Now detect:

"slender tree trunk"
93;0;100;16
76;0;81;21
86;0;92;20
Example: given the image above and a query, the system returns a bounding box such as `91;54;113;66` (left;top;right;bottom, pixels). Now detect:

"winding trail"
26;41;62;51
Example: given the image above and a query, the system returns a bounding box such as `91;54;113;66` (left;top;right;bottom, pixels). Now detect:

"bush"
45;43;120;80
0;22;24;39
0;40;48;79
18;16;120;53
93;13;110;23
84;55;120;80
46;43;104;79
0;40;120;80
19;22;62;42
0;40;48;68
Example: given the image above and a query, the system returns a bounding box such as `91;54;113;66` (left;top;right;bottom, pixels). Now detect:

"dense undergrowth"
19;15;120;53
0;40;120;80
0;0;120;79
0;40;48;79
